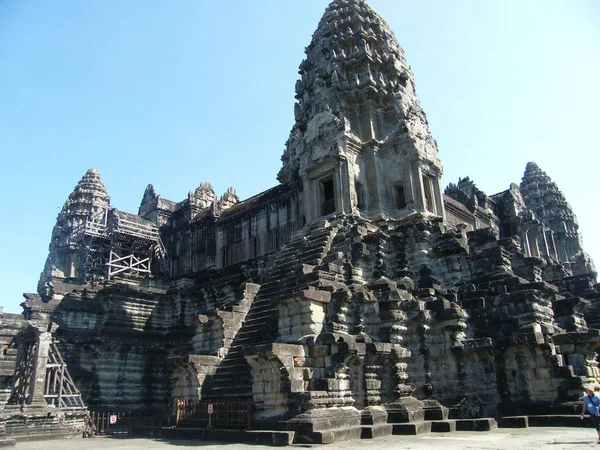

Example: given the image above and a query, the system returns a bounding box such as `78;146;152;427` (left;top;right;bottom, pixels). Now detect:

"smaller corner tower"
38;168;111;295
520;162;595;276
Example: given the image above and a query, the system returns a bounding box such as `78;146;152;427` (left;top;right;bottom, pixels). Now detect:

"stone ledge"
430;421;456;432
360;424;393;439
143;427;294;446
497;416;529;428
391;421;431;435
455;418;497;431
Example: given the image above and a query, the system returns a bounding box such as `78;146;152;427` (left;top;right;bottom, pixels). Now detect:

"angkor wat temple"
1;0;598;444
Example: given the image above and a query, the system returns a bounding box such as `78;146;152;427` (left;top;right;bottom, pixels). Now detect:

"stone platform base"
131;417;501;446
0;406;85;444
499;415;597;428
136;427;295;446
391;418;497;436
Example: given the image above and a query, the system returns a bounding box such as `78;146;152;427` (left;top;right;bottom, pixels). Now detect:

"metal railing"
86;411;167;437
175;399;252;429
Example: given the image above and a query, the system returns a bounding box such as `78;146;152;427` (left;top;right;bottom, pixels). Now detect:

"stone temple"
0;0;598;444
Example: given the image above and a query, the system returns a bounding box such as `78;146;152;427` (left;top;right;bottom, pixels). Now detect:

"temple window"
320;176;336;216
355;181;365;210
395;182;406;209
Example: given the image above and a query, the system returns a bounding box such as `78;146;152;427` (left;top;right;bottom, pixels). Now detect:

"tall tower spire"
279;0;443;222
38;169;111;295
520;162;594;274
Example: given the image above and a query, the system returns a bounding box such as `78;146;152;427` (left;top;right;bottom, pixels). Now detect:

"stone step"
360;424;393;439
238;319;278;333
243;311;277;322
294;426;362;445
424;407;449;421
455;418;497;431
206;385;251;395
211;363;251;375
430;421;456;432
241;312;277;324
498;415;595;428
497;416;529;428
300;251;327;264
158;426;294;446
208;378;252;389
391;421;431;435
241;309;276;321
0;360;16;370
213;361;250;372
241;319;277;332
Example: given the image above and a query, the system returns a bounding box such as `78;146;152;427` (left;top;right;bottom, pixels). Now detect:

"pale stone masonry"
1;0;599;444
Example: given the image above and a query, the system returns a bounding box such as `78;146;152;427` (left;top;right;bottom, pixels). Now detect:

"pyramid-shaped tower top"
279;0;443;221
315;0;406;63
520;161;587;265
289;0;412;134
60;168;111;219
520;162;577;227
38;168;111;290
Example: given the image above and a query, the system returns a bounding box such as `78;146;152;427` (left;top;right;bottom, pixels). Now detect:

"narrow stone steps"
203;225;339;400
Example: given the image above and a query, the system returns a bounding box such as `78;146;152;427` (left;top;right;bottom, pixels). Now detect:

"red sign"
207;404;213;415
109;415;117;425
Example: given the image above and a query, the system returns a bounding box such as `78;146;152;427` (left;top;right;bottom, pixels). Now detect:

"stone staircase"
389;418;497;436
203;221;339;399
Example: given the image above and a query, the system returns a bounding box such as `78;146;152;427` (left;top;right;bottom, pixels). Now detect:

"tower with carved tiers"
279;0;444;223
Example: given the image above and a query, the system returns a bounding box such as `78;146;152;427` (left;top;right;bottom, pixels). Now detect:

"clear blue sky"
1;0;598;313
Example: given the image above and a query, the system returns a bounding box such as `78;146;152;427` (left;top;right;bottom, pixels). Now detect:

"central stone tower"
279;0;444;222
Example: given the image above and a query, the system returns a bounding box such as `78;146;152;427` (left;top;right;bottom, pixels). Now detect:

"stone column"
411;161;425;212
422;175;435;214
364;144;381;216
528;228;540;257
365;364;381;406
28;332;52;406
549;231;559;261
302;173;315;223
432;175;445;218
540;228;551;259
215;225;224;268
522;231;531;257
335;158;347;215
557;238;568;263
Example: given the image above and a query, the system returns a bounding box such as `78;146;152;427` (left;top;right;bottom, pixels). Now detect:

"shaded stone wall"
156;185;303;276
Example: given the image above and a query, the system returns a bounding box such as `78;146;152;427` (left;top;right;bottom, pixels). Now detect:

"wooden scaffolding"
10;330;85;410
44;342;85;409
73;207;168;282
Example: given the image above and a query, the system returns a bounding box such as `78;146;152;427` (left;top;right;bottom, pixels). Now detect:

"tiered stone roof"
520;162;578;238
279;0;440;184
60;168;110;221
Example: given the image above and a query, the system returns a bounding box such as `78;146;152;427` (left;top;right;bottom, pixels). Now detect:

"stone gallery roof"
219;184;293;222
112;209;156;228
157;197;178;212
